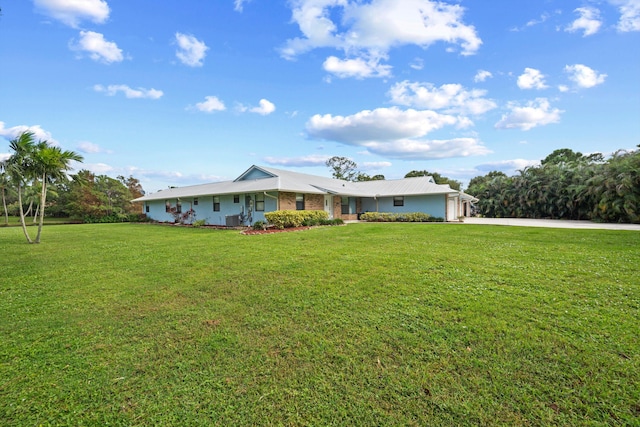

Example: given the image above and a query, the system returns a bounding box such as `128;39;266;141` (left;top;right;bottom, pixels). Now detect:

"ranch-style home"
133;165;477;225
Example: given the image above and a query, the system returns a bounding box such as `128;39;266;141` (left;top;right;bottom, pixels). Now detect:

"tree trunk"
1;187;8;226
35;174;47;243
17;182;33;244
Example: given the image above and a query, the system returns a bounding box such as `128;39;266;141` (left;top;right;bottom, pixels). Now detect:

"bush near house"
265;210;329;229
360;212;444;222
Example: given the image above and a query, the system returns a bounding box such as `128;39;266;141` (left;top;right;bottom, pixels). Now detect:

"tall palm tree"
32;143;83;243
5;131;83;243
0;161;11;226
5;131;37;243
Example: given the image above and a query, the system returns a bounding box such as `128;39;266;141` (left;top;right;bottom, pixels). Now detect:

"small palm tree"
32;142;83;243
5;131;83;243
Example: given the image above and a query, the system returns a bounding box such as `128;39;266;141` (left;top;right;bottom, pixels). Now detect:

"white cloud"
361;161;392;170
193;96;226;112
263;154;329;167
70;31;124;64
305;106;488;159
474;70;493;83
323;55;392;79
94;84;163;99
238;99;276;115
175;33;209;67
34;0;109;28
475;158;540;173
564;64;607;88
77;141;111;154
234;0;251;12
409;58;424;70
388;81;497;115
565;7;602;36
307;107;463;143
0;121;57;144
280;0;481;79
517;68;548;90
608;0;640;32
84;162;114;174
362;137;490;160
495;98;563;131
0;153;10;162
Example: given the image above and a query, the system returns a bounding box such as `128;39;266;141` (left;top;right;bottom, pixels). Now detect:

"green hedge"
359;212;444;222
264;210;329;229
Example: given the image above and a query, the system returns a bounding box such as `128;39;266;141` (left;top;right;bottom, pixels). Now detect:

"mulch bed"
241;226;311;235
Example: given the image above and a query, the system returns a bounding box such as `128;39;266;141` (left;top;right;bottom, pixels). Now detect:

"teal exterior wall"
360;195;446;218
145;192;278;225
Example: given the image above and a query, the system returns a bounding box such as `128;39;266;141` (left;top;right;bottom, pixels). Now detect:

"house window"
233;195;240;203
296;194;305;210
194;197;198;206
341;197;350;215
176;201;182;214
394;196;404;207
255;193;265;211
213;196;220;211
145;204;149;213
165;201;170;212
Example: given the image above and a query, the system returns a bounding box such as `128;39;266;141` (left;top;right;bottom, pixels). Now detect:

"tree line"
1;132;145;242
466;147;640;224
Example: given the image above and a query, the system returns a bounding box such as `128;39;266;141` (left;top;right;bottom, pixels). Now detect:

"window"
213;196;220;211
165;201;171;212
145;204;150;213
393;196;404;207
233;195;240;203
341;197;350;215
255;193;265;211
176;201;182;213
193;197;198;206
296;193;305;210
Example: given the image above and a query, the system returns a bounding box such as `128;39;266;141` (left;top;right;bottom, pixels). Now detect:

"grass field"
0;215;81;227
1;223;638;426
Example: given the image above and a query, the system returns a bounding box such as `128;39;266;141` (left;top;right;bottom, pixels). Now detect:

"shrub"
264;210;329;229
252;220;266;230
192;219;207;228
360;212;434;222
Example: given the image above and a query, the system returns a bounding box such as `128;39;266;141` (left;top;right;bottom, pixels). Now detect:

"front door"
324;195;333;219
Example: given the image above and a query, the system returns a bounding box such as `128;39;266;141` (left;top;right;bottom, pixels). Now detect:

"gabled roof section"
234;165;277;182
133;165;468;202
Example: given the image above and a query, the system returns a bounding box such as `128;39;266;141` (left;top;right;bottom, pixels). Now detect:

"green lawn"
0;215;81;227
1;223;638;426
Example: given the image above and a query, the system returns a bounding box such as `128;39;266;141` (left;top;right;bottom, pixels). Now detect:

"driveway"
462;217;640;231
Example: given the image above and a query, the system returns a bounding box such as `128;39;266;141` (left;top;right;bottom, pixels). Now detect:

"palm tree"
5;131;37;243
0;161;11;226
32;143;83;243
5;131;83;243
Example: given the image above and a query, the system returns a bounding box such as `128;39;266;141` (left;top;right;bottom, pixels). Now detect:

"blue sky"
1;0;639;193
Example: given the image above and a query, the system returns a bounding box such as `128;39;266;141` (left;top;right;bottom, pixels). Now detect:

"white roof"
133;165;463;201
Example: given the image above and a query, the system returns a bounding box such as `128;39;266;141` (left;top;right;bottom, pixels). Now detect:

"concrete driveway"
462;217;640;231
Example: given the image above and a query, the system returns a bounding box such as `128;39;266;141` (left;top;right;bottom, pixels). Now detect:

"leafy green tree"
469;147;638;223
589;149;639;223
59;170;144;221
354;172;385;181
326;156;358;181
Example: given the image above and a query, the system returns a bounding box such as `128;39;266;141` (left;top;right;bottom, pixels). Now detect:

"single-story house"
133;165;477;225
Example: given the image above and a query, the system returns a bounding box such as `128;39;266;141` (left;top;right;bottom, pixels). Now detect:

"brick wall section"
279;192;358;218
278;192;324;211
305;194;324;210
279;192;296;210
